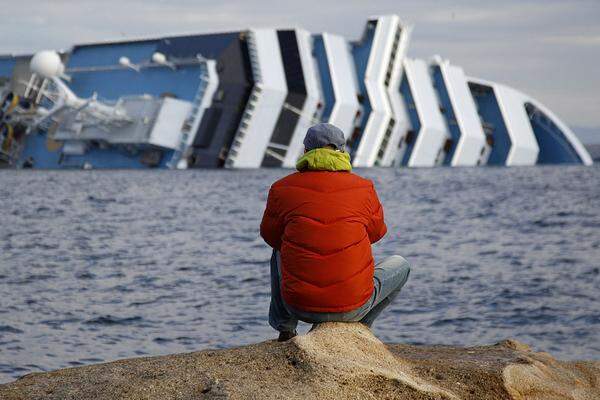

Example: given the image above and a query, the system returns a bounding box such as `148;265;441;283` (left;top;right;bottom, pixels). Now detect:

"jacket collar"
296;148;352;172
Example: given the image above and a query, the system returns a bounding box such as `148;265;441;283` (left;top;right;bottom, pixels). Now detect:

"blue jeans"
268;250;410;332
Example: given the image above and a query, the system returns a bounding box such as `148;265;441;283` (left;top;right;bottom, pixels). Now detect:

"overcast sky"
2;0;599;133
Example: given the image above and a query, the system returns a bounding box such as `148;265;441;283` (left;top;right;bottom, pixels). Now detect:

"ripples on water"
0;166;599;383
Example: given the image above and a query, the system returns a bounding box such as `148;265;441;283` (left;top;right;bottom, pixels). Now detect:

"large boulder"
1;323;598;399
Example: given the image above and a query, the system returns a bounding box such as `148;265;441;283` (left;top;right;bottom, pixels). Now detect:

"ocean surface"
1;166;599;383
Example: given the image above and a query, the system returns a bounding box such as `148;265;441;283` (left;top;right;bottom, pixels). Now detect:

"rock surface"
1;323;598;399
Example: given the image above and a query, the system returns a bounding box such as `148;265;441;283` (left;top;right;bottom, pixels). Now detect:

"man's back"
261;170;387;313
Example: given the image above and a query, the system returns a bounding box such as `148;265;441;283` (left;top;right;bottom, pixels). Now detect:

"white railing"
167;59;210;169
225;32;261;167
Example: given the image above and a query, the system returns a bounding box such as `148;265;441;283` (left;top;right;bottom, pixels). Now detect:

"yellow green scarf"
296;148;352;172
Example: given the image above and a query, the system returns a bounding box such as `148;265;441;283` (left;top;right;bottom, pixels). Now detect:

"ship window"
405;130;415;144
193;108;222;148
443;139;453;153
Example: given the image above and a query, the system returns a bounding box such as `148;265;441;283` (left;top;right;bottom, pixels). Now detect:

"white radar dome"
151;52;167;65
119;56;131;66
30;50;64;78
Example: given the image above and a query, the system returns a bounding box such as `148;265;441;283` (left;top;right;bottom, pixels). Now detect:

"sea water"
0;166;599;383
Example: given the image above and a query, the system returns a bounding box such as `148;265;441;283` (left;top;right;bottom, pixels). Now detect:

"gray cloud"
1;0;599;128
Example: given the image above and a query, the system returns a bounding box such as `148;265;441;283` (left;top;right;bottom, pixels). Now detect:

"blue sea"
1;166;599;383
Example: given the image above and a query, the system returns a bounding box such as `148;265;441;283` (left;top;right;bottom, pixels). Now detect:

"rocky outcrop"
1;323;598;399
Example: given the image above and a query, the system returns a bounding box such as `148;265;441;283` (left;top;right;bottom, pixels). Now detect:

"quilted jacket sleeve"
366;183;387;244
260;186;284;250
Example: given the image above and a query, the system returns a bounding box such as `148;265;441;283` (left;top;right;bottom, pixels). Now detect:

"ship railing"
264;148;285;163
375;118;396;166
246;31;262;82
65;56;207;74
167;59;211;169
223;30;266;168
225;86;260;167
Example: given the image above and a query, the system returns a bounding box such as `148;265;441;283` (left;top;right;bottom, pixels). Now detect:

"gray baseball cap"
303;123;346;151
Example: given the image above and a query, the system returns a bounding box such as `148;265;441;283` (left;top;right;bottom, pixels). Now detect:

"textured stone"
1;323;598;400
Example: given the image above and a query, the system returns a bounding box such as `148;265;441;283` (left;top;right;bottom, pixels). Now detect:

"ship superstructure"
0;15;592;169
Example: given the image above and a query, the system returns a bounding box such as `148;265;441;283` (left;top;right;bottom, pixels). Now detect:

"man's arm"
260;187;284;250
366;183;387;244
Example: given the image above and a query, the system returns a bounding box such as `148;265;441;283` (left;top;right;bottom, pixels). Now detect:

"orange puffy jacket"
260;169;387;313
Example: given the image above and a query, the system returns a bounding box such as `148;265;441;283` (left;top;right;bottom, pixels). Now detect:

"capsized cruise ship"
0;15;592;169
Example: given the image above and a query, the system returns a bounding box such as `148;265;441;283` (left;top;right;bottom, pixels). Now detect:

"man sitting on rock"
260;123;411;341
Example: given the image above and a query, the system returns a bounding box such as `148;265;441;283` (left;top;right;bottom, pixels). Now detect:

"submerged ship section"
430;58;487;166
0;14;591;169
225;29;287;168
1;42;218;169
167;32;252;169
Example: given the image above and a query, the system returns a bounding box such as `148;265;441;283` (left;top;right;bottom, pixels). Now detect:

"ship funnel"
30;50;64;78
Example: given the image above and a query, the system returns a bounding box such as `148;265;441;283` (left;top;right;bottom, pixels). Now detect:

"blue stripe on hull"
17;133;64;169
312;36;335;122
431;66;460;165
400;75;421;166
525;103;582;164
349;24;376;155
469;84;511;165
18;132;173;169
